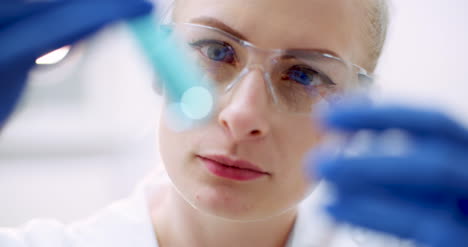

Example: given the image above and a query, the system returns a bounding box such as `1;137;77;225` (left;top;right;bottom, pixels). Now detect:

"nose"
218;69;271;142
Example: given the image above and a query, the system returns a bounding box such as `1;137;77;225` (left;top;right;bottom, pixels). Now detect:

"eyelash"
284;65;336;86
189;39;238;64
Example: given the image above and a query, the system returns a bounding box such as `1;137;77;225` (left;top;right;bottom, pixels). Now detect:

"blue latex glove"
312;105;468;247
0;0;153;127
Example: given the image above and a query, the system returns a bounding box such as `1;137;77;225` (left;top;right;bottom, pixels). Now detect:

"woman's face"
159;0;366;220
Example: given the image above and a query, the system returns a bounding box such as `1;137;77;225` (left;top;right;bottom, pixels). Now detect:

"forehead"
173;0;365;61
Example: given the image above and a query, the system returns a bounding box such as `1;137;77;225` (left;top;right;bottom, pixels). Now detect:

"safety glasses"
157;23;372;115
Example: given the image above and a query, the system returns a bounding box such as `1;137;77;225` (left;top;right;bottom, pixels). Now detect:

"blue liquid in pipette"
128;14;214;126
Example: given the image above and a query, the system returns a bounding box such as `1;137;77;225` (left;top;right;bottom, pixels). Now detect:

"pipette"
128;14;214;129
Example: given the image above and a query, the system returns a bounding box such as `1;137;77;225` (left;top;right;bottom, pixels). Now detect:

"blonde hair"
362;0;390;72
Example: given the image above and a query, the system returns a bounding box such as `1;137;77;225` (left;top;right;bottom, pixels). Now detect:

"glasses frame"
159;22;373;114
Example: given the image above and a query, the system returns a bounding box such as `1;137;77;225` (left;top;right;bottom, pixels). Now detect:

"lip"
197;155;269;181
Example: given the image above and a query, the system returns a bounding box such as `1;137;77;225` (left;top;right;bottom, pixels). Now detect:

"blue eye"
283;65;321;86
207;44;230;61
190;40;236;64
289;69;314;86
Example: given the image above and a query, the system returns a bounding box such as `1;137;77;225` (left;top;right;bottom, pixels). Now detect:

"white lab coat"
0;178;409;247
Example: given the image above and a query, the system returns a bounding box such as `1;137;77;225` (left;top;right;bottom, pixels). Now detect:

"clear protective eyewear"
157;23;372;115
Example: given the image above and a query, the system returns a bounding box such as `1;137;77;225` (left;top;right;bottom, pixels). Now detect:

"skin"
152;0;368;246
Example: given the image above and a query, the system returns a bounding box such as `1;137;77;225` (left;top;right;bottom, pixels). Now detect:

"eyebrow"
283;48;342;60
188;16;342;59
189;16;249;41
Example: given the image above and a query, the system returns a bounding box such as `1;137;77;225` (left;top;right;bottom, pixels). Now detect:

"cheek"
157;109;211;177
273;116;323;190
158;112;192;172
278;116;323;167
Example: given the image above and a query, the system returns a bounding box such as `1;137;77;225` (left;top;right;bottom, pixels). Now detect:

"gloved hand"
0;0;153;127
311;105;468;247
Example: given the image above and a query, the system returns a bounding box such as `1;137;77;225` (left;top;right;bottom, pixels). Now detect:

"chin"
185;182;281;221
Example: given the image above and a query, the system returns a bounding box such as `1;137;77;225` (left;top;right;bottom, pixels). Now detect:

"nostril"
221;119;229;128
250;129;261;136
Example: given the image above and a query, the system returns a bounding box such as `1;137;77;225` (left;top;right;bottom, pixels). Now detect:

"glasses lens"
269;52;357;113
164;24;246;95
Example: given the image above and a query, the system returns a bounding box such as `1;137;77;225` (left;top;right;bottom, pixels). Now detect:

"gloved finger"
315;137;468;196
326;193;468;247
0;2;51;25
320;105;468;145
0;0;153;65
317;154;468;197
0;59;33;126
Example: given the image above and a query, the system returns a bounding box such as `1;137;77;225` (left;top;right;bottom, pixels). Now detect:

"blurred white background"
374;0;468;122
1;0;468;227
